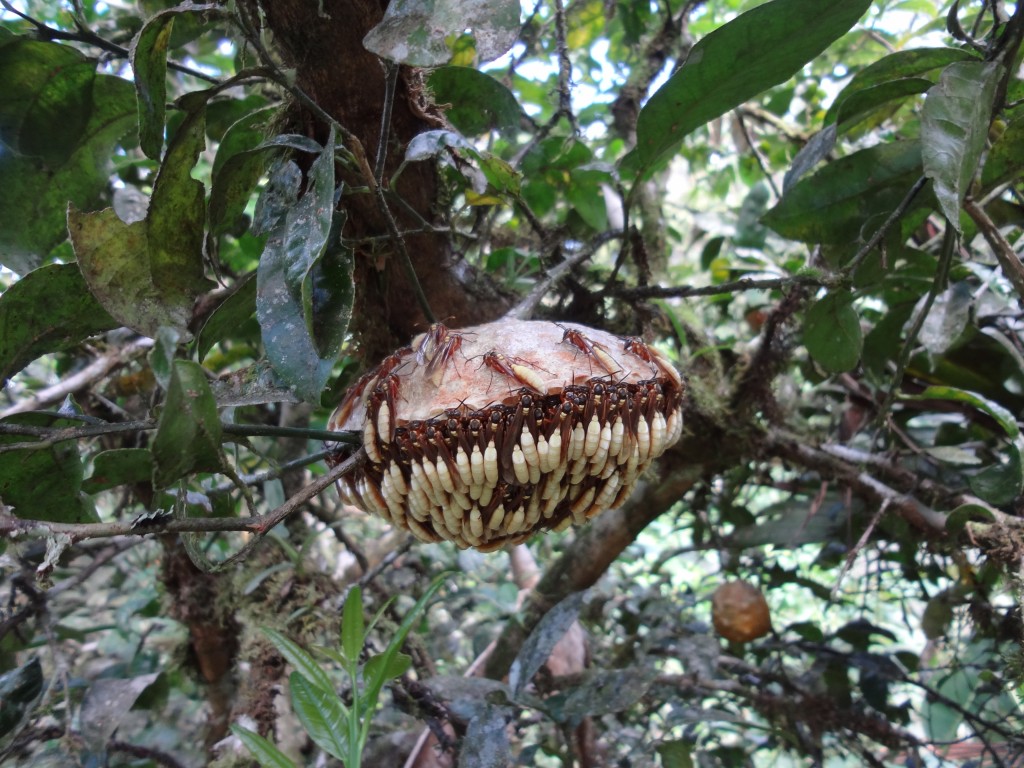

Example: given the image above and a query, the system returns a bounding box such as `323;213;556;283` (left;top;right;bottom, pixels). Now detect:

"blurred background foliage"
1;0;1024;766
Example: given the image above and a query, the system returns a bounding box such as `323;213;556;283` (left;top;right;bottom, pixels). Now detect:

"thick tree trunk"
256;0;513;362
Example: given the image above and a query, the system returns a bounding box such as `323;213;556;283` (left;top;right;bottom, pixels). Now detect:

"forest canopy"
1;0;1024;766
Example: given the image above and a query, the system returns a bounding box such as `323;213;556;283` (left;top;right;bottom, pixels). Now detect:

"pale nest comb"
327;319;684;551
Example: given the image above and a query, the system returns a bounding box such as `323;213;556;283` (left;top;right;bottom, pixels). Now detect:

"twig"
0;0;221;84
552;0;578;134
375;61;400;185
733;110;780;199
874;225;956;430
964;197;1024;303
843;176;928;275
0;420;360;453
207;449;335;495
606;272;836;301
507;232;622;319
0;339;154;418
0;450;362;543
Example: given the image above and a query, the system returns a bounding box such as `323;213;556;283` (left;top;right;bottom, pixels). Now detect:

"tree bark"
255;0;514;362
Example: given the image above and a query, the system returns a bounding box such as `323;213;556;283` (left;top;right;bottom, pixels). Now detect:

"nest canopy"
328;319;684;550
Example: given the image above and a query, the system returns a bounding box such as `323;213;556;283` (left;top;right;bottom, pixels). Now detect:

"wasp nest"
327;319;684;551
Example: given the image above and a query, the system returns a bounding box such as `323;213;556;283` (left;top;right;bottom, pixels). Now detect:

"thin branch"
552;0;578;134
733;110;780;199
0;450;363;543
0;0;222;84
0;339;154;418
0;420;360;453
375;61;400;185
605;272;837;301
508;231;623;319
874;224;956;430
964;197;1024;303
843;175;928;275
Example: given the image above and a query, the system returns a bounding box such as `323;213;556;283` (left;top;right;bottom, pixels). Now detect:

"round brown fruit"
711;580;772;643
326;319;684;551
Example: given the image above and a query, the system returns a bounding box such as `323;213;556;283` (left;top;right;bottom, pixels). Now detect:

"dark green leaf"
363;0;521;66
80;673;161;755
804;291;863;373
0;657;43;741
364;652;412;686
459;703;512;768
921;61;1001;227
289;672;348;761
635;0;871;168
981;116;1024;190
428;67;523;136
208;108;280;235
230;725;298;768
0;74;136;273
833;78;932;130
916;281;972;354
764;141;923;243
340;586;364;667
508;591;584;697
0;263;117;382
130;12;175;159
83;449;154;494
944;503;995;535
557;666;659;726
195;273;257;362
657;740;695;768
148;103;213;301
0;414;97;524
151;360;223;488
262;628;336;695
904;385;1019;437
0;37;96;165
968;442;1024;505
255;133;342;403
824;47;975;125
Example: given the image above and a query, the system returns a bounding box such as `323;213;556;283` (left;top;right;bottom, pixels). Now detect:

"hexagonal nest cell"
326;319;684;551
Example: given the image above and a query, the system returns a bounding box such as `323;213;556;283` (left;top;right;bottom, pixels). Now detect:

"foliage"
0;0;1023;766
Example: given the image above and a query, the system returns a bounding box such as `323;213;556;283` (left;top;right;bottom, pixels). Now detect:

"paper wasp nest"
327;320;684;551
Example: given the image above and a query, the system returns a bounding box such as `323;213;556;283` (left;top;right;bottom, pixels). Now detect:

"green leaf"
0;37;96;165
363;0;521;67
427;67;523;136
0;414;97;524
340;586;365;667
634;0;871;169
921;61;1002;228
901;386;1019;438
364;651;412;686
256;132;350;403
362;573;448;709
968;442;1024;505
80;673;162;755
0;74;136;273
151;360;223;488
130;11;175;159
289;672;349;761
0;263;117;382
83;448;155;494
148;102;213;301
804;291;863;373
763;141;923;243
824;47;976;126
916;281;972;354
71;103;212;338
207;110;287;235
981;116;1024;190
195;273;257;362
832;78;932;131
230;725;298;768
657;740;695;768
262;627;336;695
